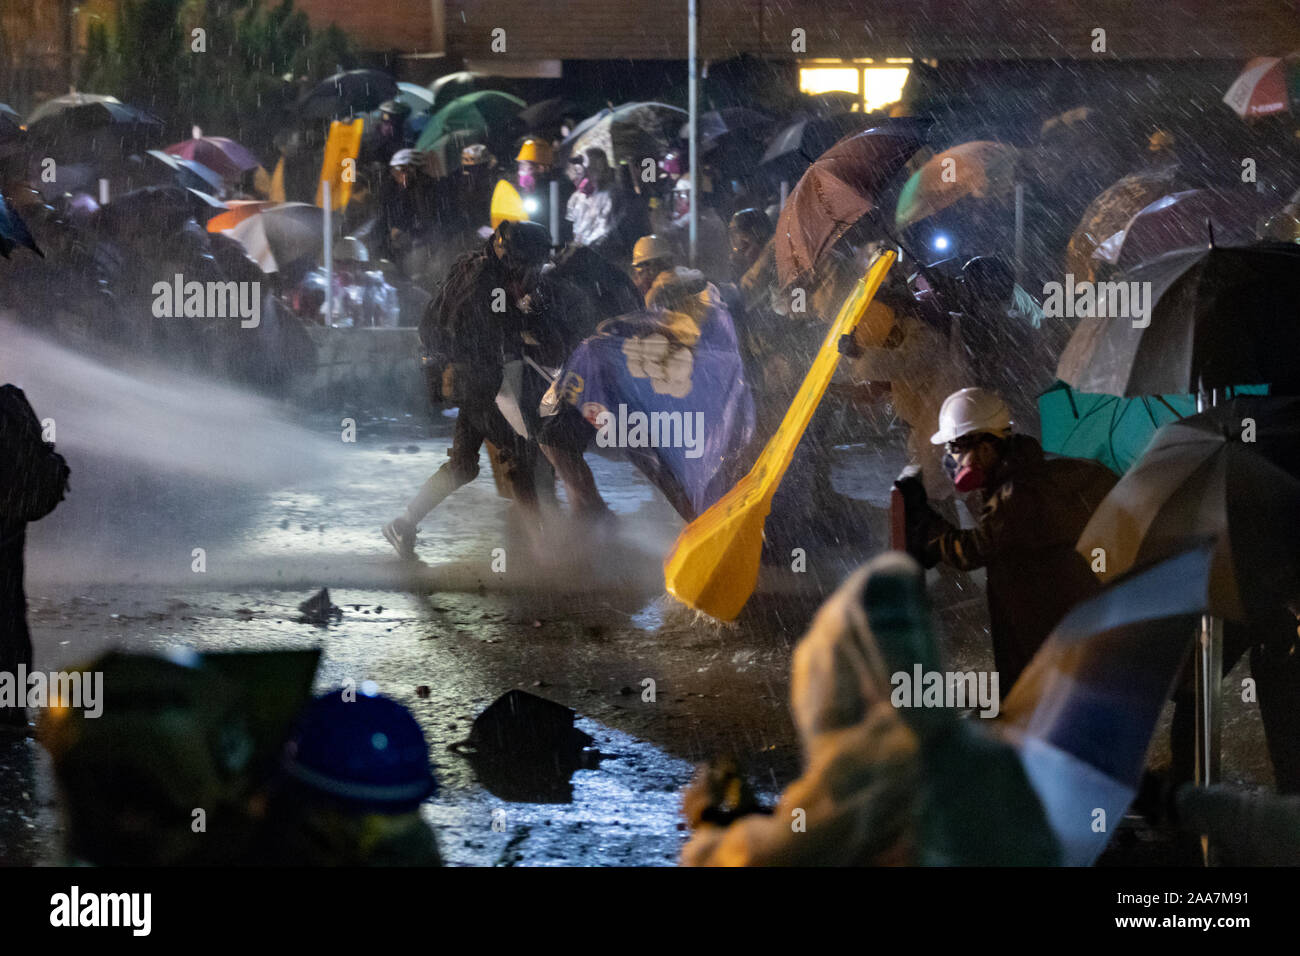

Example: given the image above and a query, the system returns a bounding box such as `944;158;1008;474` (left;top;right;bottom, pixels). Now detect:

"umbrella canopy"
0;195;43;259
25;93;162;146
1223;53;1300;120
758;112;875;180
894;140;1018;229
685;107;774;152
297;69;398;121
1038;380;1268;474
774;119;930;289
420;128;484;179
1092;188;1276;271
560;102;686;166
1064;170;1178;282
219;202;323;274
146;150;226;194
517;97;578;131
995;544;1216;866
428;71;484;112
164;136;262;182
395;81;435;114
1056;242;1300;396
416;90;526;153
1077;396;1300;620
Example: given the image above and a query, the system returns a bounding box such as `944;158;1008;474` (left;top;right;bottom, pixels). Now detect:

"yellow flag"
316;118;365;210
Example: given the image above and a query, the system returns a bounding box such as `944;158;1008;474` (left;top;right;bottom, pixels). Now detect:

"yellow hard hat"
490;179;528;229
516;137;554;166
632;234;674;267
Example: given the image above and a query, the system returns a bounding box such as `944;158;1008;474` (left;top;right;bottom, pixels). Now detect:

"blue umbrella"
994;543;1215;866
0;195;42;258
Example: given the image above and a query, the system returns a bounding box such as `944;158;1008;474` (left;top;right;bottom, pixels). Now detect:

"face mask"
518;172;536;192
578;177;595;196
944;448;987;493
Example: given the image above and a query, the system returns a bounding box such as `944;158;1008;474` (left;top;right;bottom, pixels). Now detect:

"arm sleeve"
923;481;1040;571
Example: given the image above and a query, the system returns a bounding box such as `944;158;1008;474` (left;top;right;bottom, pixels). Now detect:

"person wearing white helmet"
894;386;1117;690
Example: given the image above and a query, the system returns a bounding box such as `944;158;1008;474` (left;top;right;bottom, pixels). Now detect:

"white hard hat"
632;233;675;267
930;387;1013;445
389;148;419;169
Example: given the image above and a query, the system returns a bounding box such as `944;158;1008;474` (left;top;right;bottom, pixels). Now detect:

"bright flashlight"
932;233;951;252
524;197;540;215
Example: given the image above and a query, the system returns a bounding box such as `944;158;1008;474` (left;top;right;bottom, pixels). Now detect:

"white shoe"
382;517;417;559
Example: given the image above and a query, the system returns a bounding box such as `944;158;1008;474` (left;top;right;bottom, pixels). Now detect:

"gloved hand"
894;465;928;511
837;332;864;359
894;466;936;567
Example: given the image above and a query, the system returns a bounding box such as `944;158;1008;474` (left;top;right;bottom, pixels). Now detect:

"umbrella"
995;544;1216;866
517;97;578;131
774;119;930;289
296;69;398;121
24;94;162;148
428;71;483;112
758;112;875;180
684;107;774;153
420;128;485;179
395;81;435;114
1092;188;1276;271
219;202;323;274
560;102;686;165
1037;381;1268;474
894;140;1018;229
0;195;43;259
1064;170;1178;282
1223;53;1300;120
1056;242;1300;396
1076;396;1300;621
416;90;526;153
146;150;225;194
164;135;262;182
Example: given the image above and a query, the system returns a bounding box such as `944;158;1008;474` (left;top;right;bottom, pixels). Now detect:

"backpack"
0;384;70;523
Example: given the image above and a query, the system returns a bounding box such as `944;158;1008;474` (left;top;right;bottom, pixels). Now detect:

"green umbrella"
1038;381;1266;475
416;90;525;152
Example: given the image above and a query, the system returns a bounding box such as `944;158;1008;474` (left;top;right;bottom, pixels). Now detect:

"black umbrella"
517;97;578;131
759;112;876;181
296;69;398;121
683;107;774;153
1056;242;1300;396
1077;395;1300;621
25;93;161;140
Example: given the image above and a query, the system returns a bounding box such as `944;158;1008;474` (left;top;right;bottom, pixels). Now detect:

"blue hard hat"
283;689;437;812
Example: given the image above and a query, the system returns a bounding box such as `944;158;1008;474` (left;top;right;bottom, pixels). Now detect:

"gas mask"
518;171;536;192
578;177;595;196
943;444;987;493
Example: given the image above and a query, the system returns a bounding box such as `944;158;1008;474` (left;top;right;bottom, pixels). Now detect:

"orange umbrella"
205;200;274;233
894;141;1018;229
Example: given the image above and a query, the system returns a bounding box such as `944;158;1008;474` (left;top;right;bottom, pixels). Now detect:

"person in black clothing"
382;221;556;559
0;385;70;730
374;149;440;265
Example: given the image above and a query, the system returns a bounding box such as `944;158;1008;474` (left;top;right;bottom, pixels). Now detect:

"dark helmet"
282;689;437;813
497;219;553;268
960;255;1015;309
729;207;773;244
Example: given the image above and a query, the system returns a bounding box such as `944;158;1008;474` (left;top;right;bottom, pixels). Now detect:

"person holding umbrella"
897;387;1117;691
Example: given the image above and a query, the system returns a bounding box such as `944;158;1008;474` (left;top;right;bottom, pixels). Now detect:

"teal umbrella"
1038;381;1266;474
415;90;525;152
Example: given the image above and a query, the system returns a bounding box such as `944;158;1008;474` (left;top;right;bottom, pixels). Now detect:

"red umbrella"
774;118;929;289
164;135;262;182
1223;54;1300;120
1092;188;1277;272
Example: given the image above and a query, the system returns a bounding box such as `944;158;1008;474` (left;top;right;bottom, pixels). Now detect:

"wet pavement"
0;327;1279;866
